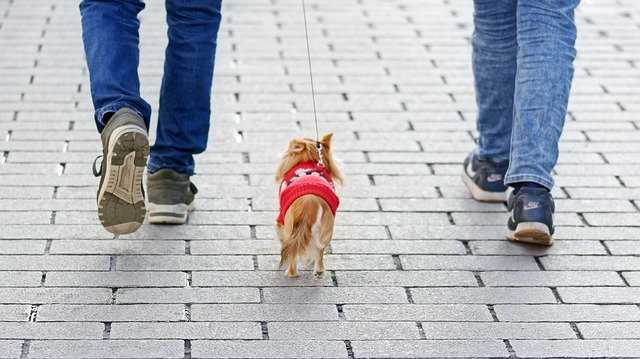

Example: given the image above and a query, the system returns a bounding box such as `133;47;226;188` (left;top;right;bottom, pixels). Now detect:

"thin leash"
301;0;324;166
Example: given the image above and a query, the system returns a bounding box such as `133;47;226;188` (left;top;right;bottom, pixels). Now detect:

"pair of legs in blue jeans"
80;0;222;176
81;0;578;186
473;0;580;190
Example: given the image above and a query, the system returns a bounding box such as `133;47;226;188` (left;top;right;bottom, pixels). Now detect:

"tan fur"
275;133;342;278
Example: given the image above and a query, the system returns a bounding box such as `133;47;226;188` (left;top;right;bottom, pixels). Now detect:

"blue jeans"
80;0;222;175
473;0;579;189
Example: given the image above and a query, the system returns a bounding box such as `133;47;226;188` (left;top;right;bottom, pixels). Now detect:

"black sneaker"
92;108;149;235
146;169;197;224
462;152;509;202
506;186;555;246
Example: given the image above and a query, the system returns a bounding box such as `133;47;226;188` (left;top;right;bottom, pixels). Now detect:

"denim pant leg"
472;0;517;162
147;0;223;176
505;0;579;189
79;0;152;132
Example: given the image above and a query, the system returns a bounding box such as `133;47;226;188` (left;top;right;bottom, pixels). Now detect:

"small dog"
275;133;343;278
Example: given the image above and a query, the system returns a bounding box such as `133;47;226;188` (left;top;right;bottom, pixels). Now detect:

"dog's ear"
320;133;333;148
288;138;306;153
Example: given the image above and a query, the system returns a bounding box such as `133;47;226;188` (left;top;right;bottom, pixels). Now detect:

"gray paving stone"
343;304;493;321
258;254;396;270
192;271;334;287
557;287;640;304
45;271;186;288
269;321;421;340
350;340;508;358
510;339;640;358
421;322;576;339
330;240;466;254
623;272;640;286
191;340;347;359
36;304;185;322
540;256;640;271
190;240;278;255
28;340;184;358
604;241;640;255
110;322;262;339
401;255;540;270
0;340;22;358
494;304;640;322
0;225;113;239
0;322;103;339
116;287;259;304
0;305;31;321
119;225;250;240
411;287;556;304
480;271;626;287
469;240;607;255
49;240;185;254
0;272;43;287
191;304;338;321
116;255;254;271
335;270;477;287
0;288;110;304
0;256;109;271
263;287;408;304
578;322;640;339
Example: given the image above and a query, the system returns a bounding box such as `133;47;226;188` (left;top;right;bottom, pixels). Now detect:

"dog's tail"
279;194;322;269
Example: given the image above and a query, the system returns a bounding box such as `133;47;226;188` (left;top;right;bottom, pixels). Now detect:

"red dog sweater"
277;161;340;225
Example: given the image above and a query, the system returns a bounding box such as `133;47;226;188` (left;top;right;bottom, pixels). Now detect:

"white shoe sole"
506;222;553;246
462;172;508;203
147;202;194;224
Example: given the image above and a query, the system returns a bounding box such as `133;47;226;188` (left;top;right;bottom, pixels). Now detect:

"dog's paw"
313;271;325;279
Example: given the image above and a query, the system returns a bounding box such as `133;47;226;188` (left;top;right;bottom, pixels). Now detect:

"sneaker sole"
461;172;507;203
506;222;553;246
97;125;149;235
147;202;194;225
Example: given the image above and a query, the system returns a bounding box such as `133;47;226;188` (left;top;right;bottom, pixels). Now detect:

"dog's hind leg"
313;249;325;278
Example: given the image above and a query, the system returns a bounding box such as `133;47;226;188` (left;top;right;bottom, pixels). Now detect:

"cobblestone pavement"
1;0;640;358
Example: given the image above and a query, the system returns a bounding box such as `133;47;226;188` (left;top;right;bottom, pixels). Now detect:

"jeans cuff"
147;157;194;176
95;103;148;132
504;174;554;191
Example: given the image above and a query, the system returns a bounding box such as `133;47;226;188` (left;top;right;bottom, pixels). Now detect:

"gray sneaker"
146;169;197;224
93;108;149;235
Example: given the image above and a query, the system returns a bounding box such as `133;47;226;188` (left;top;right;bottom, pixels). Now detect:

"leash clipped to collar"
301;0;324;167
